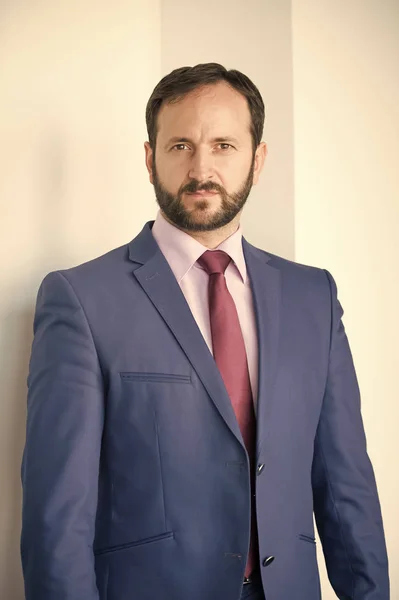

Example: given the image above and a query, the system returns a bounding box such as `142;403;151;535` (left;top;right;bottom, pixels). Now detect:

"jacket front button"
257;463;265;475
262;556;275;567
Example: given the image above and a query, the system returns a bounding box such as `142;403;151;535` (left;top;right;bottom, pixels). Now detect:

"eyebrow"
164;136;240;149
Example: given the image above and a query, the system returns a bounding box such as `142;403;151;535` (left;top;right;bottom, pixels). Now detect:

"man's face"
144;82;266;232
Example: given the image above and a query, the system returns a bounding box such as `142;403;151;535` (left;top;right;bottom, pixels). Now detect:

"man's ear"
253;142;268;185
144;141;154;185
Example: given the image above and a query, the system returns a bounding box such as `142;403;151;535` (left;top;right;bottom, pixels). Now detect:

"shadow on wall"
0;308;34;600
0;121;69;596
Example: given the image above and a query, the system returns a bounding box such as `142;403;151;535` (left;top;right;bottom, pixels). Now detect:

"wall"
292;0;399;597
0;2;161;597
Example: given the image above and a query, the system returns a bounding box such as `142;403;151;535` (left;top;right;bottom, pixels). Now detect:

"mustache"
181;181;222;194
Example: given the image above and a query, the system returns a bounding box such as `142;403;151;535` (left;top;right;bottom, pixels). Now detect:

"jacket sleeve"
21;270;104;600
311;269;389;599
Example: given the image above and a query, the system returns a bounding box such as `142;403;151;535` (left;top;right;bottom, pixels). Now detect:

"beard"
151;153;256;232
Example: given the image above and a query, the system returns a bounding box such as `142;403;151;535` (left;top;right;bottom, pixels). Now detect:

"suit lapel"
128;223;282;458
129;223;244;448
243;240;281;462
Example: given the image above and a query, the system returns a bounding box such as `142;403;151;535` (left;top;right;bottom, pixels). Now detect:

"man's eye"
172;144;189;151
218;143;232;150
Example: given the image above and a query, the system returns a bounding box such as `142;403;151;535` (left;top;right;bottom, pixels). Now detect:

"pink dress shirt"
151;211;259;412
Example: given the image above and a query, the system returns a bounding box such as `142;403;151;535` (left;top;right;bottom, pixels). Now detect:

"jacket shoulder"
35;241;132;305
248;243;329;285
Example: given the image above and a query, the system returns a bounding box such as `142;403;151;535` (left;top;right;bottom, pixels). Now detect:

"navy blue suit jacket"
21;221;389;599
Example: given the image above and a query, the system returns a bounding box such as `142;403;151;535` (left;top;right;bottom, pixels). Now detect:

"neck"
162;212;242;249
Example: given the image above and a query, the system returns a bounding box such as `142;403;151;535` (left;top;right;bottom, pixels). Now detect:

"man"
21;63;389;600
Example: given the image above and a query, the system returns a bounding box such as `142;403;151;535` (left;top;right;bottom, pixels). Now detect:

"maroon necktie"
198;250;258;579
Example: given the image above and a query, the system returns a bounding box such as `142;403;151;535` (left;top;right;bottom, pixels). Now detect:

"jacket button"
257;463;265;475
262;556;275;567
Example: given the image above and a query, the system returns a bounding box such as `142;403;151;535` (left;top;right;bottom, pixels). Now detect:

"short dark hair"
145;63;265;154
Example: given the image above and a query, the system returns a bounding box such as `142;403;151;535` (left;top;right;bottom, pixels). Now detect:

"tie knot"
198;250;231;275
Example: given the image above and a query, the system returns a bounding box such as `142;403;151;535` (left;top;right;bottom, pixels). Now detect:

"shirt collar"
151;210;247;284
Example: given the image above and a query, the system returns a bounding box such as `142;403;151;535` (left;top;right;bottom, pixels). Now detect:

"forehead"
157;82;251;142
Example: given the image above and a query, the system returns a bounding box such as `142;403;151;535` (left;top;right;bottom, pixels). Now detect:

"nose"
188;147;215;182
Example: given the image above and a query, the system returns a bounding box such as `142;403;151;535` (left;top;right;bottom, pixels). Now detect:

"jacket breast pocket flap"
120;372;192;384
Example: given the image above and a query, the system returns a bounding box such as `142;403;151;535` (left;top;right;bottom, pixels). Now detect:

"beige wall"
0;1;397;598
292;0;399;597
0;2;161;598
